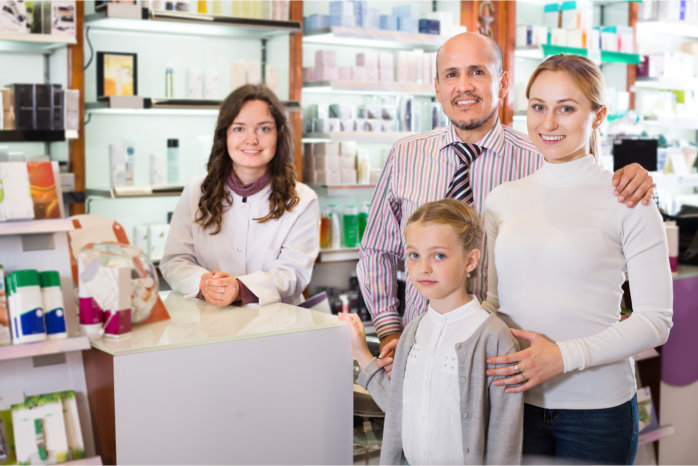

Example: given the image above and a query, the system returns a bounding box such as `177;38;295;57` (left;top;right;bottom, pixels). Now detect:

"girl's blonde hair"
406;199;483;280
525;54;606;159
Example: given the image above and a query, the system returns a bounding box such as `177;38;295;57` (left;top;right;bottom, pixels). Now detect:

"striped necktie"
446;142;483;203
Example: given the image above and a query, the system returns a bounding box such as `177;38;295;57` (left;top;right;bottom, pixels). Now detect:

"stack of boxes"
0;84;79;134
305;101;404;134
305;1;465;36
304;49;436;85
516;1;636;54
0;1;76;36
303;142;358;186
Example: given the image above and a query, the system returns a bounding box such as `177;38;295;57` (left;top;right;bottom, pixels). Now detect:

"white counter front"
83;294;353;465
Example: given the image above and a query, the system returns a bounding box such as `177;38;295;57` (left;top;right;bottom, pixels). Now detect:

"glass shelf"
309;184;376;196
0;336;89;362
303;81;434;96
634;77;698;92
303;132;412;143
303;26;447;50
317;247;360;263
85;7;301;38
86;185;184;198
85;98;301;114
641;118;698;130
0;129;70;142
636;20;698;39
516;45;640;64
0;218;73;236
0;32;76;53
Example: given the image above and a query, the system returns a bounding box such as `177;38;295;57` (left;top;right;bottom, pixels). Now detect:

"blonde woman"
483;55;673;464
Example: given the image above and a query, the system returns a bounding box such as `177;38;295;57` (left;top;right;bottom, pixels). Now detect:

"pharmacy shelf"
0;129;68;142
0;218;73;236
515;45;640;64
303;81;434;96
310;184;376;196
0;336;90;363
654;172;698;187
85;5;301;38
303;26;447;50
636;21;698;39
641;117;698;130
303;132;412;143
638;425;675;446
86;185;184;198
85;98;300;114
0;32;76;53
317;247;360;263
634;77;698;92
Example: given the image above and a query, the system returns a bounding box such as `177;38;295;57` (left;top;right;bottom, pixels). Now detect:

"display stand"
0;218;97;459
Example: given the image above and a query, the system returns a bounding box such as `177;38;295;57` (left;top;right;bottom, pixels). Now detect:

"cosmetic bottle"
167;138;180;185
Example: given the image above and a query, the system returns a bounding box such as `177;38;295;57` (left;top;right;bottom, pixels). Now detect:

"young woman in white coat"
482;55;673;464
160;84;319;306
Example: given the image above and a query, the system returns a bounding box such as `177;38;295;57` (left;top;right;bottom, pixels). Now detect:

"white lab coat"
160;175;319;305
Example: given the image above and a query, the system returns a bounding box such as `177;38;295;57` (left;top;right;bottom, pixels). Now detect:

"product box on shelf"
58;391;84;461
0;0;27;33
27;161;61;219
10;84;35;130
12;393;69;464
0;391;23;466
0;162;34;222
50;1;76;36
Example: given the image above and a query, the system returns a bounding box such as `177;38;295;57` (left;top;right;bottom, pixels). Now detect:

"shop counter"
82;293;353;465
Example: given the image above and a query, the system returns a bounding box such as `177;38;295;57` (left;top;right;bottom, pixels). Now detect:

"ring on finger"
513;364;520;374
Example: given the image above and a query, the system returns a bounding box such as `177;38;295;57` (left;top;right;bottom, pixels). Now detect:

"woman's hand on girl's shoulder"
485;328;564;393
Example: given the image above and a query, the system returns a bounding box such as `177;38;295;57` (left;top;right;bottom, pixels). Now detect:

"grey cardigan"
357;312;523;465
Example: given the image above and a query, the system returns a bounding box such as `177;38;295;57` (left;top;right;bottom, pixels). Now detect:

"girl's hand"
199;269;240;306
337;313;375;369
485;328;564;393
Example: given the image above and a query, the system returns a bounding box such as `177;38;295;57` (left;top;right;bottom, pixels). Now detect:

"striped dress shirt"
358;120;542;339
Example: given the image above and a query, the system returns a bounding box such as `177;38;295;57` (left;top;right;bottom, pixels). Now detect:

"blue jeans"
522;395;638;465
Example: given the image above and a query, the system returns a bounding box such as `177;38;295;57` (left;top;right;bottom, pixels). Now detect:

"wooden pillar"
628;1;638;111
289;1;304;181
460;1;516;127
67;0;85;215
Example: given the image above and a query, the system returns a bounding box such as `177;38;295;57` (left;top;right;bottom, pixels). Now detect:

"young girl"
160;84;319;307
483;55;673;464
340;199;523;465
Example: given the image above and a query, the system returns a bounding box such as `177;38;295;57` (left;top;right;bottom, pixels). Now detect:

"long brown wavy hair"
195;84;299;234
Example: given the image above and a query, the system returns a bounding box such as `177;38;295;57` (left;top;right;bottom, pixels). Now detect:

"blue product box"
329;14;357;28
380;14;398;31
418;18;430;34
305;14;329;30
329;1;354;17
427;19;440;35
398;17;418;33
365;7;380;30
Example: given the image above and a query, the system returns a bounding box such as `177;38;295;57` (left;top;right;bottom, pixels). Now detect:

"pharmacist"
160;84;319;306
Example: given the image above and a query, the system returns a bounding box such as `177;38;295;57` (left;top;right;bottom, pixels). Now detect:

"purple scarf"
226;169;271;199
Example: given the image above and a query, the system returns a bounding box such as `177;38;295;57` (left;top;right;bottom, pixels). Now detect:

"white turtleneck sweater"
482;155;673;409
